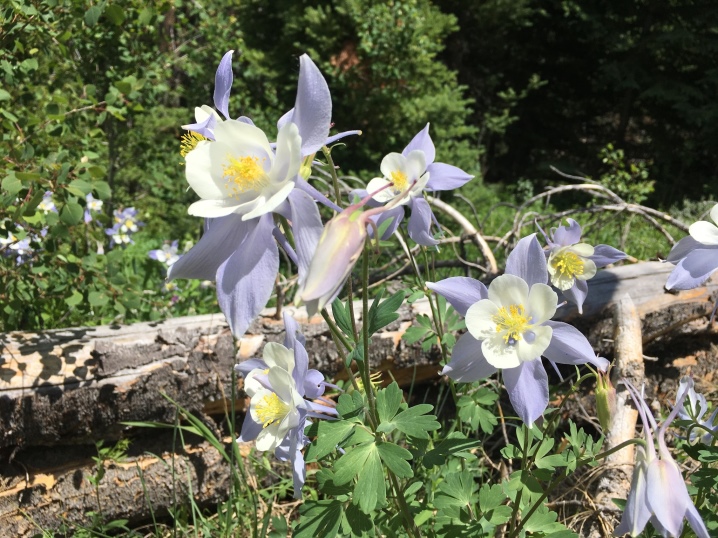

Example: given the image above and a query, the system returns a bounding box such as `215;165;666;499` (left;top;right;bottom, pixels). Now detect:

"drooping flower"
615;378;709;538
364;124;474;246
540;219;627;313
675;376;718;445
236;312;336;497
428;234;609;425
666;203;718;291
84;193;103;224
149;240;181;266
295;186;406;316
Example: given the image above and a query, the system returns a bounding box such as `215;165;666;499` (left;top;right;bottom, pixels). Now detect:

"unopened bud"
296;205;368;314
596;366;616;433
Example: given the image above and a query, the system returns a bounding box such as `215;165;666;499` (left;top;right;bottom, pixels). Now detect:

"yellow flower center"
551;251;585;278
223;155;268;197
180;131;207;158
255;392;289;429
492;304;531;344
390;170;408;192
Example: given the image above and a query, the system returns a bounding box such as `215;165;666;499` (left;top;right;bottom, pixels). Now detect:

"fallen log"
0;261;715;536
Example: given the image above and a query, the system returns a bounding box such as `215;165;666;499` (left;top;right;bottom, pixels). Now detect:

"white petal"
527;284;558;324
487;274;530;307
690;220;718;245
188;198;241;218
465;300;500;340
515;325;552;362
366;177;397;203
379;152;406;178
576;258;597;281
213;119;273;158
271;122;302;184
185;141;225;199
711;203;718;226
482;335;521;369
404;150;427;178
263;342;295;373
571;243;595;257
242;182;295;220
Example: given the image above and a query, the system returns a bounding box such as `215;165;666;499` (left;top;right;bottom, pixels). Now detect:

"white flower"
546;243;597;291
465;274;558;369
688;203;718;245
185;120;302;221
365;150;429;206
245;342;306;452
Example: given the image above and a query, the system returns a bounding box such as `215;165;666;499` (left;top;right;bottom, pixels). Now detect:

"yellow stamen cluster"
492;304;531;344
255;393;289;428
551;251;585;278
390;170;409;192
223;155;268;197
180;131;207;158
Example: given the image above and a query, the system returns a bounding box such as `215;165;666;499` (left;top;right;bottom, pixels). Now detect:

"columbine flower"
428;234;608;425
170;53;347;339
84;193;103;224
105;207;144;248
10;236;34;265
149;240;181;266
541;219;626;313
666;203;718;291
38;191;57;214
363;124;473;246
236;312;335;497
615;379;709;538
185;120;302;220
675;376;718;444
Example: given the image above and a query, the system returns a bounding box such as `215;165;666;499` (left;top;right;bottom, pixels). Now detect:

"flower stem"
321;145;343;205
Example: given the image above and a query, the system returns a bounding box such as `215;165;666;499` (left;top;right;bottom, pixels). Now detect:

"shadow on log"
0;262;716;536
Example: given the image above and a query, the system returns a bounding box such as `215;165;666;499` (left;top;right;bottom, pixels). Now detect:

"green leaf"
336;391;365;422
294;500;343;538
84;5;103;27
60;201;83;225
423;434;481;468
354;444;385;513
65;290;83;307
138;6;154;25
0;89;10;101
66;179;92;197
330;298;354;338
377;441;413;478
378;403;439;439
105;5;125;25
305;420;355;461
434;470;477;514
88;290;109;307
333;442;374;485
2;172;22;195
93;180;111;199
367;289;405;335
343;504;373;536
376;381;403;423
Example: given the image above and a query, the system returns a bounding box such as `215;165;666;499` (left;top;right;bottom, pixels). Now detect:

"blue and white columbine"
666;203;718;291
428;234;608;425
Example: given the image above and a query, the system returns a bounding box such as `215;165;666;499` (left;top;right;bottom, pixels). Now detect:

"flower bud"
596;367;616;432
296;205;368;314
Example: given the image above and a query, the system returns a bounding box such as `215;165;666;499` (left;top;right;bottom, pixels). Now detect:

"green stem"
321;309;353;352
360;249;379;428
321;145;343;205
388;471;422;538
508;426;531;535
